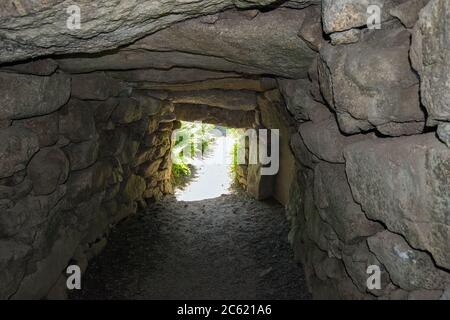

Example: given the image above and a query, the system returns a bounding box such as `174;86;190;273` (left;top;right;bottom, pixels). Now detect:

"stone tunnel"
0;0;449;300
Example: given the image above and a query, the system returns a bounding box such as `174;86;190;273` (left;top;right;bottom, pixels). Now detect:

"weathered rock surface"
319;23;424;135
131;8;317;78
290;133;318;169
0;0;291;64
11;225;81;299
344;134;450;269
175;104;255;128
411;0;450;125
0;240;31;299
0;126;39;178
132;78;276;93
120;174;146;204
313;163;383;243
437;123;450;147
0;178;32;201
299;118;374;163
389;0;430;28
57;50;266;75
63;139;99;171
1;59;58;75
111;98;142;124
109;68;240;84
168;90;257;111
368;231;449;291
14;113;59;147
0;72;70;120
278;79;331;123
297;5;324;51
27;147;69;195
71;73;122;100
0;185;67;238
247;164;275;200
341;241;390;296
59;100;96;143
330;29;360;45
322;0;408;34
132;93;163;117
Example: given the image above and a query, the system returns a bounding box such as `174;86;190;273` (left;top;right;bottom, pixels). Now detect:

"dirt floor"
70;193;311;300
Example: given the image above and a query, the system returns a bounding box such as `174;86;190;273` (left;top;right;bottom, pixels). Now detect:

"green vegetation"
171;121;218;187
172;121;218;160
171;162;192;187
228;128;244;180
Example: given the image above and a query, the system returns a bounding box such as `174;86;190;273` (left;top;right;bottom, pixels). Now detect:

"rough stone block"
71;72;122;101
367;230;450;291
345;134;450;269
27;147;69;195
0;71;70;120
59;99;96;143
0;126;39;178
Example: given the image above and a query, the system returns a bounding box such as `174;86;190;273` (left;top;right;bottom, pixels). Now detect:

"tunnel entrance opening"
172;121;241;202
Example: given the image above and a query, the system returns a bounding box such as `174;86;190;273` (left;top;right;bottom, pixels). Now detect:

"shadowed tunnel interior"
0;0;449;300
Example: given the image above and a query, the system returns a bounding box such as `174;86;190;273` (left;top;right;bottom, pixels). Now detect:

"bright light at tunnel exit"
174;133;236;202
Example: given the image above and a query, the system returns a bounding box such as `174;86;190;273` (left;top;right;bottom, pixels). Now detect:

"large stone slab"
389;0;430;28
109;68;240;84
319;23;424;135
132;78;276;92
59;99;96;143
27;147;69;195
277;79;331;123
1;59;58;76
57;50;266;75
0;0;289;64
11;225;81;299
111;98;142;124
341;240;391;296
368;230;449;291
299;117;374;163
120;174;146;204
63;139;99;171
131;8;317;78
344;134;450;269
14;112;59;147
411;0;450;125
175;104;255;128
313;162;383;243
71;72;122;100
0;126;39;178
0;71;70;120
322;0;409;34
169;90;257;111
0;185;67;238
0;240;31;299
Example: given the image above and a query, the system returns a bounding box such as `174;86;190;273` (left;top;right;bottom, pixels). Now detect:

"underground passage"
0;0;449;302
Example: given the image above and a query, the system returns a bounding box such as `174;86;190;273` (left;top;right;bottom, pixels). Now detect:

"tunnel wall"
257;89;297;206
0;68;175;299
0;0;449;301
282;0;450;299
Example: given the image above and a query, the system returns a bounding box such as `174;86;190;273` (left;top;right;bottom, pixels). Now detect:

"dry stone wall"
0;67;175;299
284;0;450;300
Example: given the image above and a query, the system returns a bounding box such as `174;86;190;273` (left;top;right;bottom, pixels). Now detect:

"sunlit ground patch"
175;135;236;201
